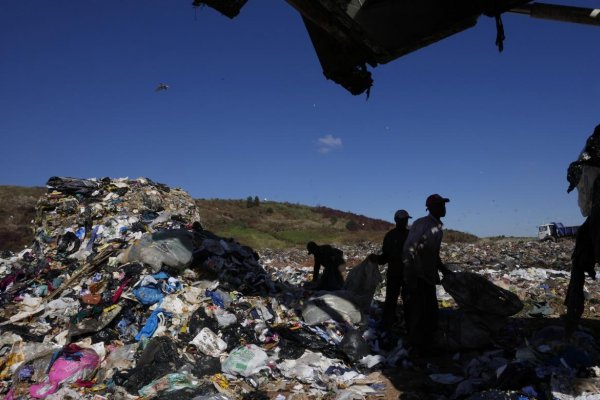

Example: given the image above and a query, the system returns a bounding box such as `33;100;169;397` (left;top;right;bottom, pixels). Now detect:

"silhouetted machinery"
194;0;600;95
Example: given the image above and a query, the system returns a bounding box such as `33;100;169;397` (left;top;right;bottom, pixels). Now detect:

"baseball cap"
394;209;412;219
426;194;450;208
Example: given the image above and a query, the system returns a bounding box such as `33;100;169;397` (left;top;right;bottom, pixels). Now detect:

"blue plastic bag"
135;308;172;341
133;284;164;306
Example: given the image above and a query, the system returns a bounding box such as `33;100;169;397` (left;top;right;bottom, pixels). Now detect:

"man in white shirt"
402;194;451;356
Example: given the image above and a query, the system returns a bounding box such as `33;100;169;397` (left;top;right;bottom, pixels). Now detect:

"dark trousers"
404;278;438;351
565;267;585;337
317;265;344;291
382;264;404;328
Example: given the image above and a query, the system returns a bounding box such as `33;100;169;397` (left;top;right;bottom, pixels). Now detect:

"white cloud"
317;134;343;153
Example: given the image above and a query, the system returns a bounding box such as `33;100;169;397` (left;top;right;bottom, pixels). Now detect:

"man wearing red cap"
402;194;451;356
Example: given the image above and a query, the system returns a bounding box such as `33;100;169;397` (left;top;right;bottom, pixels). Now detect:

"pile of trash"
0;177;388;400
1;177;600;400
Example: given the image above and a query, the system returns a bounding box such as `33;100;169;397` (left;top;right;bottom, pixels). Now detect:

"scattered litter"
1;176;600;399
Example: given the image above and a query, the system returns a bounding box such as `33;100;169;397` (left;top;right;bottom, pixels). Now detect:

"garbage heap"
0;177;388;400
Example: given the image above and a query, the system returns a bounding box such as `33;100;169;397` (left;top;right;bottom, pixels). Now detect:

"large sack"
442;271;523;317
46;176;100;196
343;256;382;312
302;292;362;325
117;229;194;273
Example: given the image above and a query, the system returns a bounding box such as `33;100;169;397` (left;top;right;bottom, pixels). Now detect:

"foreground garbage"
1;177;600;399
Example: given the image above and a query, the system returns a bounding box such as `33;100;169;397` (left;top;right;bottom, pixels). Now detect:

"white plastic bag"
302;293;362;325
190;328;227;357
221;344;268;377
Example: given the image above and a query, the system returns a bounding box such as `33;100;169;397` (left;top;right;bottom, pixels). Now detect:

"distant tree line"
246;196;260;208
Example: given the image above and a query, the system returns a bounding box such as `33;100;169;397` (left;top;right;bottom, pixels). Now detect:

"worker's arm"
378;232;391;265
437;259;453;276
312;259;321;282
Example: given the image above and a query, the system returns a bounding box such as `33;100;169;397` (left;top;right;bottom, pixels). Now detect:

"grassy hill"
0;186;478;252
195;199;395;249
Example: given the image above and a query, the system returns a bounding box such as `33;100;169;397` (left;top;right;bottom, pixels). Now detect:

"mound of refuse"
0;177;388;399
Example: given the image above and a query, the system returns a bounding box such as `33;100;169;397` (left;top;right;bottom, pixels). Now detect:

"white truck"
538;222;579;241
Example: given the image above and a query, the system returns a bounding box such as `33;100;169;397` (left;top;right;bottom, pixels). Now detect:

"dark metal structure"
194;0;600;95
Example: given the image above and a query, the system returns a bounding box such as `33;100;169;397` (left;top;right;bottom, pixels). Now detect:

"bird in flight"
155;83;169;92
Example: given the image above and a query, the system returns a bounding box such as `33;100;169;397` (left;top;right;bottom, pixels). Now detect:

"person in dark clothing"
565;124;600;338
307;241;345;290
402;194;452;356
378;209;411;329
565;204;599;337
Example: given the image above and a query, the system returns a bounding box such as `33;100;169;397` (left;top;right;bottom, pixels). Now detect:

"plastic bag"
46;176;100;196
441;272;523;317
135;308;171;341
138;372;200;397
133;284;164;305
339;330;370;362
29;347;99;398
343;256;382;312
221;345;268;377
117;229;194;273
190;328;227;357
214;308;237;327
302;293;362;325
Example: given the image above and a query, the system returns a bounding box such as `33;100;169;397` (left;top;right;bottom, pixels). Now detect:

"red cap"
426;194;450;208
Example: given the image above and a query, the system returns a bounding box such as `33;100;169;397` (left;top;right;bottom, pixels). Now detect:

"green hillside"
195;199;394;249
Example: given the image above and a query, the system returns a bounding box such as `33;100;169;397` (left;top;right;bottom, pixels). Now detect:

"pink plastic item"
29;348;99;398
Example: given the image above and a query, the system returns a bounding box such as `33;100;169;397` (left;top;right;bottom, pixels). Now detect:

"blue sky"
1;1;599;237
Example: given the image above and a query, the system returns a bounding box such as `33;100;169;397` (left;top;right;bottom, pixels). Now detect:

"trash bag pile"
2;177;600;399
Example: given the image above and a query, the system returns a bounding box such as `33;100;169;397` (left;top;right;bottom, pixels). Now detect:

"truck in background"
538;222;579;241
